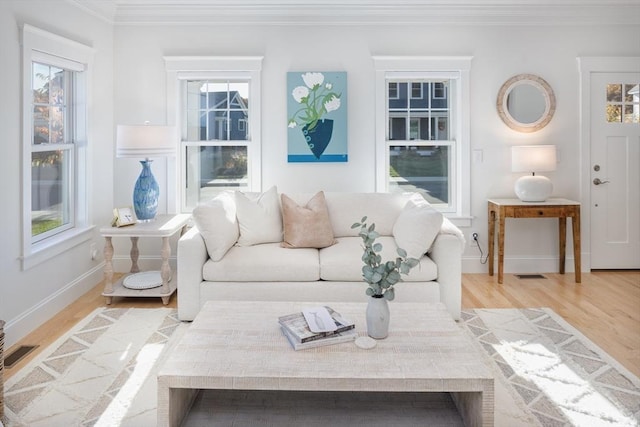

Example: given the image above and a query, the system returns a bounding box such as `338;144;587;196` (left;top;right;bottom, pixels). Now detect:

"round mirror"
497;74;556;133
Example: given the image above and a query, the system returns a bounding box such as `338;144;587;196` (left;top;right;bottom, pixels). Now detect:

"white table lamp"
511;145;556;202
116;123;176;221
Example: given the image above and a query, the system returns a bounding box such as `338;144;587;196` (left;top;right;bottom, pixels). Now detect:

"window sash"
30;62;77;242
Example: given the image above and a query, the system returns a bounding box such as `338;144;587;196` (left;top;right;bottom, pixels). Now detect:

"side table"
488;198;581;284
100;214;191;305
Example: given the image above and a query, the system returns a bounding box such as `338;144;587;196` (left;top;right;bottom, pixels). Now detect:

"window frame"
21;24;95;270
373;56;472;226
410;82;423;99
165;56;263;213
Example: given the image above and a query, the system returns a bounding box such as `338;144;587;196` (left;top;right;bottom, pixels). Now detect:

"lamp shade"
116;124;176;158
511;145;556;173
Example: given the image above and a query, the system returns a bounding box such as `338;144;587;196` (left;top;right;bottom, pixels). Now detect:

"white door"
590;72;640;269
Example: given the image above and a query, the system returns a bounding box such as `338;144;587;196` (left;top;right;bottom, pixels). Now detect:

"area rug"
2;307;639;426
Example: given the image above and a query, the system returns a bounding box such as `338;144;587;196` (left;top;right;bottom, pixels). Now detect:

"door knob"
593;178;610;185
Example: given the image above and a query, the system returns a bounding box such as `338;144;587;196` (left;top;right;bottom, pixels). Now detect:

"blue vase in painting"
302;119;333;159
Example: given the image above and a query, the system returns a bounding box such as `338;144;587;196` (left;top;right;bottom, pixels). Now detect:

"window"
21;25;94;269
31;62;74;241
410;82;423;99
165;56;263;212
433;82;446;99
606;83;639;123
373;56;472;224
388;82;399;99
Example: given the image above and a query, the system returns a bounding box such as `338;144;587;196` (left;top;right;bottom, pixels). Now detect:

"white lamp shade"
511;145;556;173
116;124;177;158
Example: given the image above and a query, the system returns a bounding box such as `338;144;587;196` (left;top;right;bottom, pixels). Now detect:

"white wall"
0;1;114;347
113;22;640;272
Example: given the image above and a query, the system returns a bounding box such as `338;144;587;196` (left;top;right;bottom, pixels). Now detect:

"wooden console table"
488;198;581;284
100;214;191;304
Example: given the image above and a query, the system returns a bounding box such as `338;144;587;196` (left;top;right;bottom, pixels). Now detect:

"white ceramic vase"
366;296;390;339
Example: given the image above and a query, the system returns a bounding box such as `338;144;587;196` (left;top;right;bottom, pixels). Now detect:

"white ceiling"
66;0;640;25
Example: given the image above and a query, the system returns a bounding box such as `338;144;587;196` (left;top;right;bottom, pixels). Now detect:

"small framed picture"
112;207;136;227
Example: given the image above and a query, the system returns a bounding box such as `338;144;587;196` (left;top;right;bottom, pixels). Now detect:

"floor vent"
4;345;38;368
515;274;546;279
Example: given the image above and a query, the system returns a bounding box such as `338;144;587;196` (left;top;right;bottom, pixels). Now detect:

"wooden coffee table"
157;301;494;426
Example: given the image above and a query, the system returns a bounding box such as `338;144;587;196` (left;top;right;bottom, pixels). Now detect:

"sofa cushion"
281;191;336;249
235;186;283;246
319;236;437;282
192;191;239;261
323;192;412;237
202;243;320;282
393;197;443;259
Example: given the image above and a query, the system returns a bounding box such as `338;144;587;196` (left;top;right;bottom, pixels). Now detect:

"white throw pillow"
192;191;239;261
235;186;283;246
393;198;443;259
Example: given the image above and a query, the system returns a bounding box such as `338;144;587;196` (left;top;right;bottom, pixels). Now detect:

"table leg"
160;236;172;299
572;208;582;283
488;206;495;277
103;237;114;304
498;215;505;284
559;217;567;274
130;237;140;273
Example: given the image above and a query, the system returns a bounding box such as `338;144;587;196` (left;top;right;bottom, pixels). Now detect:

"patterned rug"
1;307;638;426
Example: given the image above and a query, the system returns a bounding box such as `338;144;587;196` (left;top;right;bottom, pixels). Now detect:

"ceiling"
66;0;640;25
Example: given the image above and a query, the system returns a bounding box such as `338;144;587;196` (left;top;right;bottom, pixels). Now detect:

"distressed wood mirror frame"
496;73;556;133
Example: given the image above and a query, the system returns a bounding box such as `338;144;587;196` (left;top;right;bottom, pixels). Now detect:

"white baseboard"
462;254;590;274
4;263;105;349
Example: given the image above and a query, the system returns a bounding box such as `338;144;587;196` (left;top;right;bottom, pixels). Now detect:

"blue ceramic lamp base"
133;160;159;222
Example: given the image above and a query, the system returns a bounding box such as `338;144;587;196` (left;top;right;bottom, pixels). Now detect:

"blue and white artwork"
287;71;347;162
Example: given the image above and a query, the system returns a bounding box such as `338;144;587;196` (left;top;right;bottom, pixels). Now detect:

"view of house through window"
184;80;250;207
387;80;452;205
31;61;75;241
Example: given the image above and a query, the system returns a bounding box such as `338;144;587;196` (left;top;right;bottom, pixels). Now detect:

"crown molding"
66;0;640;26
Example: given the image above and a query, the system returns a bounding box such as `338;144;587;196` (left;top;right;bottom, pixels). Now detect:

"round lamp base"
514;175;553;202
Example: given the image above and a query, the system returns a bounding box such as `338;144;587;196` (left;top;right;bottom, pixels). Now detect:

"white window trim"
164;56;263;213
20;24;95;270
373;56;472;227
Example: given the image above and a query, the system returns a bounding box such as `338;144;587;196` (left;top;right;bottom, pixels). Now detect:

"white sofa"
177;190;465;321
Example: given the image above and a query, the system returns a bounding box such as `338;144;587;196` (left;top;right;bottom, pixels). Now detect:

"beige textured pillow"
393;198;443;259
192;192;239;261
281;191;336;249
235;186;283;246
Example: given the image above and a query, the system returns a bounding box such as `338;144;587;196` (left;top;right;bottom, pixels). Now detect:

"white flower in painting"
325;83;332;90
288;120;297;128
302;72;324;89
324;95;341;112
292;86;309;103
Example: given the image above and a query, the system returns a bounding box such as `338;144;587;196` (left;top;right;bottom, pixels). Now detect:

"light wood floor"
4;271;639;381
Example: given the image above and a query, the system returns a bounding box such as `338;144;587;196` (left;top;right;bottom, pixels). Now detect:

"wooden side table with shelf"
100;214;191;305
487;198;581;284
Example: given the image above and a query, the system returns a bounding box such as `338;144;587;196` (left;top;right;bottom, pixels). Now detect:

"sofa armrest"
177;226;208;321
429;232;463;321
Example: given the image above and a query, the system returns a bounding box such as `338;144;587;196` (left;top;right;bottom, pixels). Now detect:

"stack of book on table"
278;306;357;350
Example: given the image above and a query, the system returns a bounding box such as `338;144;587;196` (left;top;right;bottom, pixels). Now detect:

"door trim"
577;56;640;271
